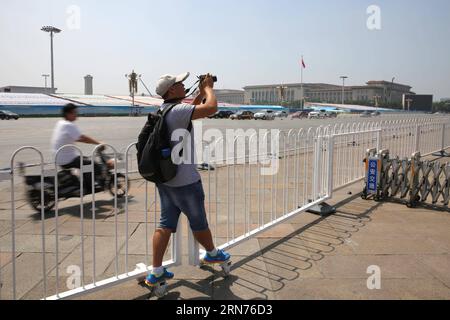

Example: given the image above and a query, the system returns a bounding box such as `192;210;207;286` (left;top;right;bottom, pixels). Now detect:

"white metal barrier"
2;143;181;300
1;116;449;300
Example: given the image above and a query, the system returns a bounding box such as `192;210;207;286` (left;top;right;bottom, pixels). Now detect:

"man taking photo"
145;73;231;287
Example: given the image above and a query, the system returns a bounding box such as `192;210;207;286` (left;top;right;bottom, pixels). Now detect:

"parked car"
254;110;276;120
291;109;314;119
360;111;372;118
308;110;326;119
308;109;337;119
0;110;19;120
230;110;254;120
371;111;381;117
209;110;235;119
274;111;288;118
327;111;338;118
308;111;322;119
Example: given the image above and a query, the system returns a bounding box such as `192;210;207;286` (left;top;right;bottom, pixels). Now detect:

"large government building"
214;89;245;104
243;80;414;105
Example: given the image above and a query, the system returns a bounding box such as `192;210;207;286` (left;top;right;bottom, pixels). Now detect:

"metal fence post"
172;216;184;266
432;123;450;157
188;225;200;266
415;125;421;153
312;136;321;200
327;135;335;198
376;130;381;152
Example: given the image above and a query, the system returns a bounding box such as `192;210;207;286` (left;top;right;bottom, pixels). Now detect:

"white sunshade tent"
54;94;131;106
0;93;79;106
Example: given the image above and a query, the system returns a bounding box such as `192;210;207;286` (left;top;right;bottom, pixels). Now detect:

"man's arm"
77;135;102;145
192;91;205;106
192;74;218;120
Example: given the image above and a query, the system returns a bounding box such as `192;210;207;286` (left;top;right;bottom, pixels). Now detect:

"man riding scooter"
22;104;128;213
51;103;114;189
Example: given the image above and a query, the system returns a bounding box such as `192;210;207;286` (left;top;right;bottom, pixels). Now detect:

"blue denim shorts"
156;180;209;233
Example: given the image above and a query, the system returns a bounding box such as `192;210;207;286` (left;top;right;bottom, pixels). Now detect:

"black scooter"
20;150;129;212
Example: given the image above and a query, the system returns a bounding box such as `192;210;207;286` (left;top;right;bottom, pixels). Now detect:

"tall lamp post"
41;26;62;93
340;76;348;105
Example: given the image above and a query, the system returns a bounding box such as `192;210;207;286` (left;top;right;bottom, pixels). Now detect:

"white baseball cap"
155;72;190;97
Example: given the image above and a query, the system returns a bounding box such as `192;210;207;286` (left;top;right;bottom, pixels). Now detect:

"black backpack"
136;103;183;183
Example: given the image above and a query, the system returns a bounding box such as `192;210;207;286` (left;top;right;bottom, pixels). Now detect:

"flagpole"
301;55;304;110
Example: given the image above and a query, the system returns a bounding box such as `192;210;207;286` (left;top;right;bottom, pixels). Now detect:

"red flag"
301;58;306;69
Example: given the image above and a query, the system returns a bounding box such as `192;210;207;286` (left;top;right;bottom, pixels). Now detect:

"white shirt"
51;120;82;165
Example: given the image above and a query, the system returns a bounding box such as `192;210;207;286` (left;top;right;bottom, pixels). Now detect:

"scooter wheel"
27;188;56;212
109;174;129;198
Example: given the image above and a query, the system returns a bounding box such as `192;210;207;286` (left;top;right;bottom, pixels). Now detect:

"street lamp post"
303;96;309;108
405;98;413;112
340;76;348;105
41;74;50;90
373;95;381;112
41;26;62;93
389;77;395;103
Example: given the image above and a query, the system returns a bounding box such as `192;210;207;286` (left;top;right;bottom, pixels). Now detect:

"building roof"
0;85;51;90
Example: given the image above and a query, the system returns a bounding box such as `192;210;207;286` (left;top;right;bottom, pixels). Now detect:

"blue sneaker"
201;249;231;265
144;268;174;287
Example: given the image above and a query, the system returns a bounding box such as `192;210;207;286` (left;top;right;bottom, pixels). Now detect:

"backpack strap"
158;103;179;118
159;103;193;132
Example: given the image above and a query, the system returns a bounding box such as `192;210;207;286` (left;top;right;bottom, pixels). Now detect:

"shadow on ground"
132;193;383;300
29;196;136;221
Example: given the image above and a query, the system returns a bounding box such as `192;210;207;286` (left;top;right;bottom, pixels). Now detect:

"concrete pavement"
2;180;449;300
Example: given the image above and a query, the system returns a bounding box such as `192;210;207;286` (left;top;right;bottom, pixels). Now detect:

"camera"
198;74;218;83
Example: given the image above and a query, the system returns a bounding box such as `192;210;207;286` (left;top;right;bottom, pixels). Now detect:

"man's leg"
193;229;214;252
151;185;180;269
178;181;219;254
144;185;180;286
80;157;95;190
145;227;175;286
152;228;173;268
61;156;91;189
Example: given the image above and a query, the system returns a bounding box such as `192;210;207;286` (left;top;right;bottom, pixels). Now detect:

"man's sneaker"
144;268;174;287
201;249;231;264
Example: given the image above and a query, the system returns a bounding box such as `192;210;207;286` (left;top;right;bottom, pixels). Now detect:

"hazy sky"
1;0;449;99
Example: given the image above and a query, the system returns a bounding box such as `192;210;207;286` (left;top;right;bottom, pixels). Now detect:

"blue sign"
367;158;379;194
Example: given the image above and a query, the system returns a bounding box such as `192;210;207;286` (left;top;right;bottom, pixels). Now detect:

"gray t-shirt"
160;103;201;187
